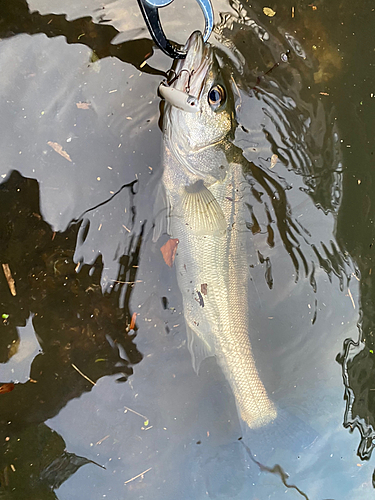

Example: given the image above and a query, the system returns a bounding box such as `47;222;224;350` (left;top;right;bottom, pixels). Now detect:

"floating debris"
124;467;152;485
71;363;96;386
161;238;179;267
263;7;276;17
270;154;278;168
123;406;148;423
95;435;110;446
348;288;355;309
0;383;15;394
129;312;137;331
76;102;91;109
47;141;72;162
2;263;16;296
196;290;204;307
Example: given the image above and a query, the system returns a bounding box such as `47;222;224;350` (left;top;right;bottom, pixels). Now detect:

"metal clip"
137;0;213;59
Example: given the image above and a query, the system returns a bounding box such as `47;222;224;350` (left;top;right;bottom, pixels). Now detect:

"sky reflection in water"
0;0;374;499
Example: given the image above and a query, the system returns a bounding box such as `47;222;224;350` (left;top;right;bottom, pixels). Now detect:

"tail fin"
239;406;318;464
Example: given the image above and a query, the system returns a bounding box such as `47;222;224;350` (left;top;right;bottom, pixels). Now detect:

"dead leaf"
47;141;72;162
76;101;91;109
263;7;276;17
161;239;179;267
2;264;16;296
196;290;204;307
129;312;137;331
201;283;208;295
0;383;15;394
270;154;278;168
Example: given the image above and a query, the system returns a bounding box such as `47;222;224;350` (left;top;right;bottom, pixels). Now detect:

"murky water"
0;1;374;499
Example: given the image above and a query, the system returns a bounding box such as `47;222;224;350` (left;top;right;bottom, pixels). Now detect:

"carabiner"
137;0;213;58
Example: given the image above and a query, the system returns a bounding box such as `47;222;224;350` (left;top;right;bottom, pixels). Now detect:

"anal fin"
186;323;215;374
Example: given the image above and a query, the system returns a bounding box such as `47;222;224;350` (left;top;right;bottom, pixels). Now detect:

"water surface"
0;1;374;499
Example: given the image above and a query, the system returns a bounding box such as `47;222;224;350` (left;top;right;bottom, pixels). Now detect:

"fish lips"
172;31;213;100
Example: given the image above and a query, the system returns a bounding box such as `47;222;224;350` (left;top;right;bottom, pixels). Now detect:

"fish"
157;31;277;430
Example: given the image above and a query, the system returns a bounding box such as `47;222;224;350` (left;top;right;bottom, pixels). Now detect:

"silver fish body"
160;31;277;429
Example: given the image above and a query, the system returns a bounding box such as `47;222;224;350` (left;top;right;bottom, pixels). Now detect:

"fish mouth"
172;31;212;99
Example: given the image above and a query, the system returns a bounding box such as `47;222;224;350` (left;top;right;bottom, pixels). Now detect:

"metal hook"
167;69;193;92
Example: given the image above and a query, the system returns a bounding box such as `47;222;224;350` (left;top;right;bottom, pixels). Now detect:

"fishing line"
252;50;291;89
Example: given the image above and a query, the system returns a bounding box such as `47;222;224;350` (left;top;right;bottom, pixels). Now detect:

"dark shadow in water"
240;439;309;500
0;0;165;76
0;422;103;499
326;3;375;471
216;1;375;476
0;171;143;497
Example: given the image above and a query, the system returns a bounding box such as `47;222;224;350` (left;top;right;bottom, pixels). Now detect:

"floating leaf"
90;51;99;63
270;154;278;168
263;7;276;17
161;238;179;267
76;102;91;110
129;312;137;331
47;141;72;162
0;383;15;394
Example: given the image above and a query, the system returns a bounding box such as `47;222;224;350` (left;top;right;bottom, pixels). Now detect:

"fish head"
163;31;235;182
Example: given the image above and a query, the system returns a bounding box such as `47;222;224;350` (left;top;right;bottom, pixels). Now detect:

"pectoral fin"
181;180;226;236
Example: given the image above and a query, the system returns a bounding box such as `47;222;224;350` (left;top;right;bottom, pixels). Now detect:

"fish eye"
208;85;226;110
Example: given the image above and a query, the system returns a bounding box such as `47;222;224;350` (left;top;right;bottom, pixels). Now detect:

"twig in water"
96;435;110;446
123;406;147;420
71;363;96;386
348;288;355;309
109;280;143;285
2;264;16;296
124;467;152;485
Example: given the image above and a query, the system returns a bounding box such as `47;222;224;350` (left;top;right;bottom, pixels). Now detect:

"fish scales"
160;31;277;429
165;158;276;428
